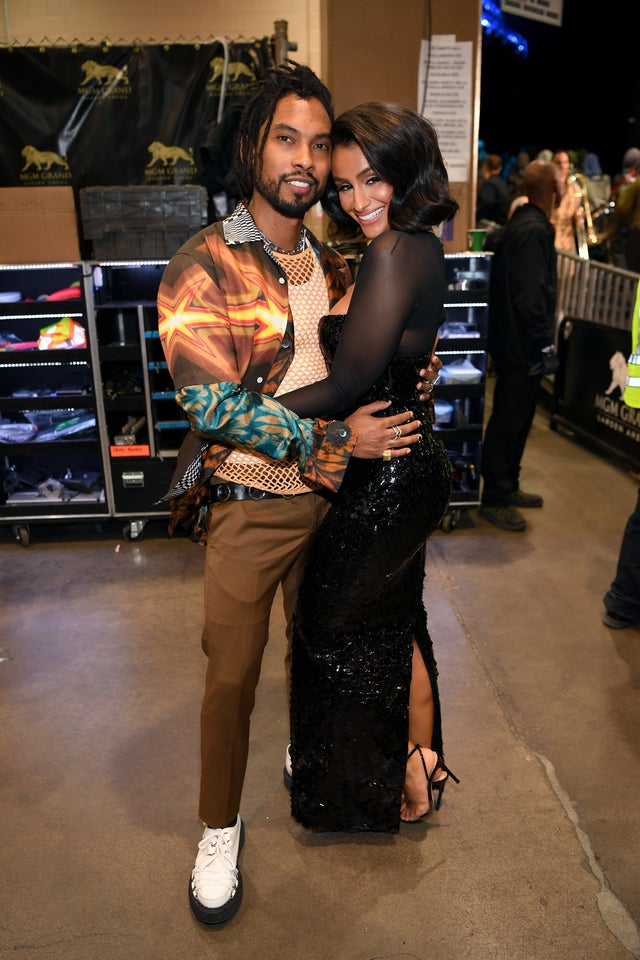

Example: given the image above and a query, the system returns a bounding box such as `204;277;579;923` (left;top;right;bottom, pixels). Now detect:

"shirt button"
257;376;264;384
278;277;285;284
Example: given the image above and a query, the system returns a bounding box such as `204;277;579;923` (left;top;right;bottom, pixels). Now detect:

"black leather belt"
209;481;285;502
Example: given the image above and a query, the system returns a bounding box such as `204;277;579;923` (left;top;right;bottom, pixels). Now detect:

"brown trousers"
198;492;329;827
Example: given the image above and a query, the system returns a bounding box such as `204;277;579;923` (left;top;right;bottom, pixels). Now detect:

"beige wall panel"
324;0;482;251
1;1;322;74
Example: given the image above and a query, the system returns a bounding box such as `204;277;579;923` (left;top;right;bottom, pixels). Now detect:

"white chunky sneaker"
283;744;292;791
188;816;245;925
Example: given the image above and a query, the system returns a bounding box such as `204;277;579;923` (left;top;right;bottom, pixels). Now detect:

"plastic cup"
467;229;487;252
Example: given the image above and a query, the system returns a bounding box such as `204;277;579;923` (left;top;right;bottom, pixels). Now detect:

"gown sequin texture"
289;313;453;833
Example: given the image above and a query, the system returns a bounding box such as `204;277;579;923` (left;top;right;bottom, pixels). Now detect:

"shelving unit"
88;260;187;540
435;253;491;530
0;262;108;544
0;259;188;543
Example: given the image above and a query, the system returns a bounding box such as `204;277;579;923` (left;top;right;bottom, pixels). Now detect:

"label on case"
110;444;150;457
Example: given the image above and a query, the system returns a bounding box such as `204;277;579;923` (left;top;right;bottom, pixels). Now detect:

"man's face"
253;94;332;218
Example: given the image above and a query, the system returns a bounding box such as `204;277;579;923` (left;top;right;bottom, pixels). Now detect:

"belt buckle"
247;486;267;500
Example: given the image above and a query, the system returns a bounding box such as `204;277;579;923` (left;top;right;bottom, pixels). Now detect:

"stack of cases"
79;185;209;260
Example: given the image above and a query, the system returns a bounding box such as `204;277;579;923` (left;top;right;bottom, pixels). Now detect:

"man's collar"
223;201;318;254
222;202;264;246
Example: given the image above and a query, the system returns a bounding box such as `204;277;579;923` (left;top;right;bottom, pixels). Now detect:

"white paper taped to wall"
417;37;472;183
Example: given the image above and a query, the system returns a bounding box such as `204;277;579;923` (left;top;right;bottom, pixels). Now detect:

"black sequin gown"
289;315;451;833
278;230;453;833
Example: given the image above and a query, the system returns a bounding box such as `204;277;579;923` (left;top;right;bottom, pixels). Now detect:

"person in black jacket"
476;153;511;227
478;160;561;532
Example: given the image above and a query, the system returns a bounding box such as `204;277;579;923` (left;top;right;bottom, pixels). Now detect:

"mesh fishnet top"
215;243;330;494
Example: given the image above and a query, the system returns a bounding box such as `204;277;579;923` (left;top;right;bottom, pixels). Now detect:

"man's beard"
254;171;321;218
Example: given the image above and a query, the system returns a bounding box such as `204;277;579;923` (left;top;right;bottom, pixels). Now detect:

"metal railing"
556;251;639;331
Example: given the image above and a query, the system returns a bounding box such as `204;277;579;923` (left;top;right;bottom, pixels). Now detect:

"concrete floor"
1;399;640;960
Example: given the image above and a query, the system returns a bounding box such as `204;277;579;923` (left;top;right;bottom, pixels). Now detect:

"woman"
276;102;459;831
550;149;583;253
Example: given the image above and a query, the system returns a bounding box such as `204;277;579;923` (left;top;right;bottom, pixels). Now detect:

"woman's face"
331;142;393;238
553;151;571;184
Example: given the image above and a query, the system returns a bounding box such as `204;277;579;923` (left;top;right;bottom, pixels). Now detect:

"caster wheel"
12;524;30;546
441;510;461;533
123;520;146;541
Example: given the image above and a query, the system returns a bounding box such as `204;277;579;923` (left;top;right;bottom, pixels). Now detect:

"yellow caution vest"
624;279;640;409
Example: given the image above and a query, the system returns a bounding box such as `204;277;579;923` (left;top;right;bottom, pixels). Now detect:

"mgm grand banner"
553;317;640;470
0;40;272;195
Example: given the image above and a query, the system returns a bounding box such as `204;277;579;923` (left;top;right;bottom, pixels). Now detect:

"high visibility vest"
624;280;640;409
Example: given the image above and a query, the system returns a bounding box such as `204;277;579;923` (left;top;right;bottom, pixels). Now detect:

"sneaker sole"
602;613;634;630
188;821;245;925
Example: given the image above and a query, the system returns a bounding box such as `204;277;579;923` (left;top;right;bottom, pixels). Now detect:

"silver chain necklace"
262;226;307;255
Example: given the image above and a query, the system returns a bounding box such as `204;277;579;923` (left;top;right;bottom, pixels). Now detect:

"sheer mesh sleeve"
278;230;446;418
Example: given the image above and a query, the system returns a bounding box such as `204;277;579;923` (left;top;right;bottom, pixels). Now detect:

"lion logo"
605;351;628;397
209;57;255;84
21;145;69;172
146;141;194;168
79;60;128;86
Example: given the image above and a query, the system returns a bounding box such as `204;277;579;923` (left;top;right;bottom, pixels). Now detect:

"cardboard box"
0;186;81;264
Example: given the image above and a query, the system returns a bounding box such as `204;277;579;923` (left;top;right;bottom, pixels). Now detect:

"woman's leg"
401;640;439;821
407;638;434;745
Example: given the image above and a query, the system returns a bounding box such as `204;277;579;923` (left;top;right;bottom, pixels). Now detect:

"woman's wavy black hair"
235;60;334;199
322;101;458;241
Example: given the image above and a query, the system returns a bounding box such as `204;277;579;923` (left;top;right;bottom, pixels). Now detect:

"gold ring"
382;449;392;462
392;425;402;440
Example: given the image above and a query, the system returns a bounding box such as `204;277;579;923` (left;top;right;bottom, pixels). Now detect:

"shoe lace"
196;828;236;876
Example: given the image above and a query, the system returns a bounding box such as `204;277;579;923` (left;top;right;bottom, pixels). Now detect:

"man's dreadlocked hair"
235;60;334;199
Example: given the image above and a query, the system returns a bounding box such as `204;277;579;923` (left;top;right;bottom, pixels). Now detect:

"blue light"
481;0;528;56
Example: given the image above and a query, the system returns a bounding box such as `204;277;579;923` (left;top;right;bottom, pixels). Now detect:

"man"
476;153;511;228
157;62;427;926
603;280;640;628
478;160;560;532
598;149;640;274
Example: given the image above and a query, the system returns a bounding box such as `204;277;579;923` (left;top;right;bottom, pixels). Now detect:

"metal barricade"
556;251;638;332
552;252;640;470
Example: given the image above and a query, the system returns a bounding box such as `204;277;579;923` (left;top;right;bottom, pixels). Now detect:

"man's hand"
417;353;442;403
345;401;421;460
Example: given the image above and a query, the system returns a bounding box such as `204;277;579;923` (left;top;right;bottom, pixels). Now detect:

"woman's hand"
346;401;421;459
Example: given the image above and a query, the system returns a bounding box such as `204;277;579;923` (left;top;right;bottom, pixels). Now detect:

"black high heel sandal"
431;761;460;811
401;744;460;823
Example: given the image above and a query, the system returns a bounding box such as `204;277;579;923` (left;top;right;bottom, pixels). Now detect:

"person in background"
506;148;531;197
615;147;640;190
597;148;640;273
476;153;511;229
603;282;640;628
157;62;427;927
551;149;583;253
581;152;611;215
281;101;459;832
603;487;640;628
478;160;560;532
